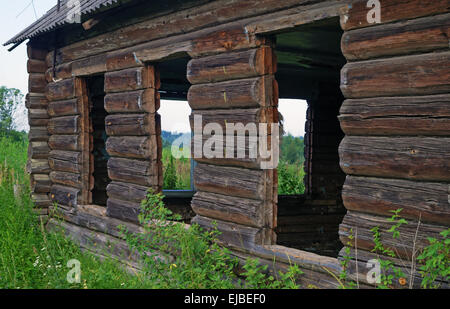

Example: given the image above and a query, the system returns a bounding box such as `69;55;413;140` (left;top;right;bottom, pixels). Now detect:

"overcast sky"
1;1;307;136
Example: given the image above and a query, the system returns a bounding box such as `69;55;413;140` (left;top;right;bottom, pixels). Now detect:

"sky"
1;1;308;137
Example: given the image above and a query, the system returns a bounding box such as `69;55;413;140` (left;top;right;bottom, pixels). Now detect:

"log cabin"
5;0;450;288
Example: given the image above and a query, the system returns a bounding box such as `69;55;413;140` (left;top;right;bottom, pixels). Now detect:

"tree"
0;86;23;135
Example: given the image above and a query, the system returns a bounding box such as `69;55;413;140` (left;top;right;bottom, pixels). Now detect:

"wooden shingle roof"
4;0;122;47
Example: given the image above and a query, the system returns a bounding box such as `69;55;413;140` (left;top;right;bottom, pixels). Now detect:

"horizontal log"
105;113;157;136
342;176;450;225
106;136;158;159
44;62;73;83
194;163;268;200
46;79;76;101
192;134;267;170
28;127;49;142
106;181;156;204
192;215;273;247
189;108;278;135
104;66;157;93
187;47;275;84
342;13;450;61
107;157;158;186
72;54;106;76
191;191;265;228
28;142;50;159
27;59;47;73
28;108;49;119
48;99;81;117
104;89;159;114
339;94;450;136
51;0;294;62
106;198;141;224
50;184;79;207
341;52;450;98
48;116;80;135
188;76;276;109
31;174;51;193
341;0;450;31
31;193;51;208
25;93;47;109
339;136;450;181
27;45;47;61
339;211;448;260
50;171;82;189
49;150;82;173
28;73;46;93
28;159;50;174
29;117;48;127
48;135;81;151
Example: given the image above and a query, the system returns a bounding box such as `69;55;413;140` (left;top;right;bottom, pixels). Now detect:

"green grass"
0;136;152;289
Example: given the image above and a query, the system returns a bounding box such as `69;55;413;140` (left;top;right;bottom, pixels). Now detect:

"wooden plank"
48;116;80;135
190;108;278;135
104;66;157;93
194;163;267;200
27;59;47;73
27;45;47;61
104;89;159;114
339;211;448;260
31;193;51;208
106;198;142;224
49;150;82;174
106;181;155;204
31;174;51;193
28;141;50;159
107;157;158;186
28;159;50;174
28;108;49;119
71;54;106;76
342;176;450;225
187;47;276;84
342;13;450;61
339;136;450;181
25;93;48;109
106;136;158;160
341;0;450;31
48;134;81;151
105;113;157;136
44;63;73;82
50;171;82;189
28;73;46;93
188;76;276;110
48;98;81;117
46;78;76;101
191;191;265;228
341;52;450;98
28;127;49;142
51;0;306;63
192;215;272;247
339;94;450;136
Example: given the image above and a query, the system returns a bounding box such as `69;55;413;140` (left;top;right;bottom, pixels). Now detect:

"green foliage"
0;134;154;288
417;228;450;289
162;147;191;190
0;86;23;135
280;134;304;165
277;161;305;195
120;189;304;289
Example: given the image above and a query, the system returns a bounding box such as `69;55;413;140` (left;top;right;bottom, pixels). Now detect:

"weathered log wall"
22;0;449;288
188;40;278;247
338;0;450;287
26;45;51;217
104;65;162;223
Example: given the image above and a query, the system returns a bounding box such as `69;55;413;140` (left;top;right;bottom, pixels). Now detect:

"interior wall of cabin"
274;18;347;257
